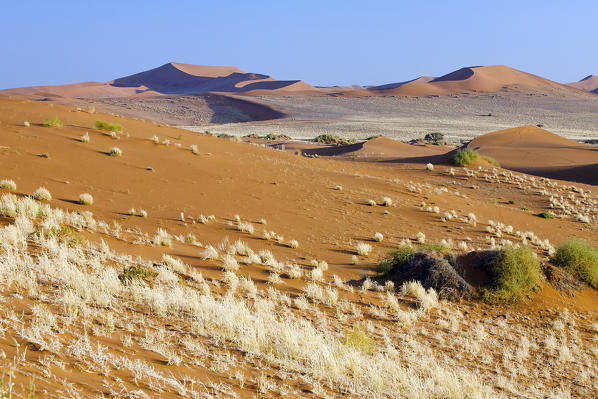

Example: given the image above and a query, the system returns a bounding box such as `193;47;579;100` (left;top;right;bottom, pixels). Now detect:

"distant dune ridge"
567;75;598;94
0;62;319;99
1;63;597;100
361;65;584;97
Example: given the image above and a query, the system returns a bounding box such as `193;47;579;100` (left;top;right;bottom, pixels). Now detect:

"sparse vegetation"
0;180;16;191
551;240;598;288
482;245;542;303
33;187;52;201
453;148;479;166
109;147;123;157
81;132;90;143
481;155;500;167
78;193;93;205
42;116;63;127
539;211;555;219
95;120;122;132
356;242;372;256
118;265;158;284
377;243;414;275
314;134;354;145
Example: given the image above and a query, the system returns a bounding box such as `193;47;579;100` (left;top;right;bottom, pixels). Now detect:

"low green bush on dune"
95;120;122;132
551;240;598;288
482;245;542;303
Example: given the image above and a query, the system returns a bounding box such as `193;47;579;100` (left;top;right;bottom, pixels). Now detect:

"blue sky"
1;0;596;88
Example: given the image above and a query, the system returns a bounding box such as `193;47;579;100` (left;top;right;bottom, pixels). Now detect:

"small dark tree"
424;132;444;145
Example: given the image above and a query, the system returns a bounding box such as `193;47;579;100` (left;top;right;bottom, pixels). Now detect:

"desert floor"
0;97;596;398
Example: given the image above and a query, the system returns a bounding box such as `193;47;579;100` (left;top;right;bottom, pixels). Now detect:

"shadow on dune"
430;67;478;82
202;94;286;123
512;163;598;186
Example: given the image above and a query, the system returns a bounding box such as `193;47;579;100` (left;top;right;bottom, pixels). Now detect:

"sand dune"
567;75;598;94
365;65;584;97
468;125;598;185
0;62;318;98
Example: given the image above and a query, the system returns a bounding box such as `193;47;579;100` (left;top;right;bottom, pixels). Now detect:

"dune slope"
468;125;598;185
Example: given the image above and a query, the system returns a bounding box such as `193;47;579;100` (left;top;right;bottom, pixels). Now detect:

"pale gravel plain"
180;91;598;144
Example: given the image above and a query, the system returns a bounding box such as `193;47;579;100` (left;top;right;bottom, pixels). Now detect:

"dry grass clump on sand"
0;194;596;397
33;187;52;201
356;242;372;256
78;193;93;205
109;147;122;157
80;132;90;143
0;180;16;191
374;232;384;242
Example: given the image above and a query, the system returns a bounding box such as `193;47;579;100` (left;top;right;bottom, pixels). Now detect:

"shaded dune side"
468;126;598;185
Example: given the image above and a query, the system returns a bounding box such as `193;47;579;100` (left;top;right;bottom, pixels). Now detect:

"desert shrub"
343;326;374;353
314;134;354;145
356;242;372;256
78;193;93;205
118;265;158;285
482;245;541;303
377;244;414;275
453;149;479;166
481;155;500;167
33;224;80;247
33;187;52;201
374;232;384;242
424;132;444;145
538;212;555;219
42;116;63;127
81;132;90;143
95;120;122;132
551;240;598;288
0;180;16;191
109;147;122;157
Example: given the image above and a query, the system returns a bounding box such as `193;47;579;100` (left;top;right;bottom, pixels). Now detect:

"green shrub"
453;148;479;166
482;245;542;303
118;265;158;284
42;116;63;127
538;212;555;219
551;240;598;288
314;134;354;145
481;155;500;167
94;120;123;132
377;244;414;275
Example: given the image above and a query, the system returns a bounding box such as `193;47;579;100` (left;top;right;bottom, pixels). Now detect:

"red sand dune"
566;75;598;94
362;65;585;97
468;125;598;185
0;62;319;98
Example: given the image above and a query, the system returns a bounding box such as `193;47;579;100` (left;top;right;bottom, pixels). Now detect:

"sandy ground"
0;98;597;398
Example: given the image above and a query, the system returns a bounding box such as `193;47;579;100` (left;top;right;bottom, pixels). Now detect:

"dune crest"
364;65;582;97
567;75;598;94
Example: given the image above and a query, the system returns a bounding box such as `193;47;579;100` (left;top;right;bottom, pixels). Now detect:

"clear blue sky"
2;0;596;88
